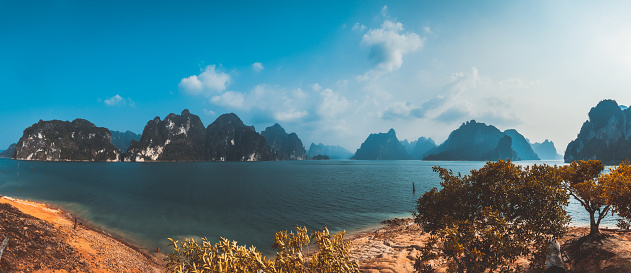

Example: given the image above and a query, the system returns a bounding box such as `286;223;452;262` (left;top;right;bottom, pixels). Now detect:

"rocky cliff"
307;143;353;159
261;123;307;160
401;137;436;160
125;109;207;162
204;113;275;161
0;143;17;158
503;129;540;160
565;99;631;164
530;140;562;160
13;119;120;161
352;129;412;160
424;120;520;161
110;130;141;153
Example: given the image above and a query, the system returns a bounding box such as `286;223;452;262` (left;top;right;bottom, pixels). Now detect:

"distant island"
310;154;330;160
0;143;16;158
423;120;537;161
307;143;353;159
352;129;412;160
565;99;631;164
110;130;141;153
530;139;562;160
400;137;436;160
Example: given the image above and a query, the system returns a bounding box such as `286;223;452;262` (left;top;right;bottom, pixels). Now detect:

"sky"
2;0;631;154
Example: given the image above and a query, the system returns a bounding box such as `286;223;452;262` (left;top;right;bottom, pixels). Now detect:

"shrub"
413;160;570;272
165;226;359;273
559;160;609;238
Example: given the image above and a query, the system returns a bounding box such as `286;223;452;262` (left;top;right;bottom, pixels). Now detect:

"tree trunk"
589;211;600;237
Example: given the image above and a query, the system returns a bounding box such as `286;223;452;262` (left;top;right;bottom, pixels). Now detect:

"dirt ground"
0;196;163;273
349;218;631;273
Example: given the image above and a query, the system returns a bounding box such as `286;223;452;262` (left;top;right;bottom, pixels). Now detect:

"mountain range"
307;143;353;159
11;110;307;162
5;105;587;163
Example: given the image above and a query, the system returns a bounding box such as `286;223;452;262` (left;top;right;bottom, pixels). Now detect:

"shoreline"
4;193;630;272
0;195;163;272
1;195;158;259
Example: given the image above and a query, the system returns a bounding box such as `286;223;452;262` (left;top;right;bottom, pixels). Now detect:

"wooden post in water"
413;182;416;192
17;163;19;181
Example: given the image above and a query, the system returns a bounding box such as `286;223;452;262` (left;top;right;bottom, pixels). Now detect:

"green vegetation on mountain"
504;129;540;160
565;99;631;164
352;129;412;160
205;113;275;161
424;120;520;161
261;123;307;160
13;119;120;161
110;130;140;153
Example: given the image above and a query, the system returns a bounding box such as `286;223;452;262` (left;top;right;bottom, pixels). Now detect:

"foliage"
558;160;609;237
165;226;359;273
413;160;570;272
602;161;631;230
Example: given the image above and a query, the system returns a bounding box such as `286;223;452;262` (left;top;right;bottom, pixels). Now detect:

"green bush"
165;226;359;273
414;160;570;272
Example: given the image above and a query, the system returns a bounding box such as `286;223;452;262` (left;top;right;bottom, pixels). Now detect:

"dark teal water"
0;159;613;254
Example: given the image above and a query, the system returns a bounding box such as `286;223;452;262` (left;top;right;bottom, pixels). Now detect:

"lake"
0;159;616;254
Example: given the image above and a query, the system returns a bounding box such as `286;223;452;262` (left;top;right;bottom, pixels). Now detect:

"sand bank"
0;196;163;273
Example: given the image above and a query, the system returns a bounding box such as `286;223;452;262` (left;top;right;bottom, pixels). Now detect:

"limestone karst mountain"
352;129;412;160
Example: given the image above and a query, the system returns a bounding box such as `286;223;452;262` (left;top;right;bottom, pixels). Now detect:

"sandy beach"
0;196;162;273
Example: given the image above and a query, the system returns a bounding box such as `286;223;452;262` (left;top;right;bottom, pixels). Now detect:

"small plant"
165;226;359;273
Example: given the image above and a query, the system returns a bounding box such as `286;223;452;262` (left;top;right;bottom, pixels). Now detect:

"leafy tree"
413;160;570;272
165;226;359;273
601;161;631;230
559;160;609;238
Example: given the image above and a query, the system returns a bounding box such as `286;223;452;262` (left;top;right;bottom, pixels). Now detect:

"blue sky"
2;1;631;153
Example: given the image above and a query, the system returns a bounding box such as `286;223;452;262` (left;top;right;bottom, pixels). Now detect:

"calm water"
0;159;616;254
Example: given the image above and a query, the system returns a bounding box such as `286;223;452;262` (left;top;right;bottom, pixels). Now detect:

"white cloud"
318;88;349;118
203;109;215;116
274;110;308;121
179;65;231;96
381;5;389;17
380;96;446;120
210;91;245;109
361;20;424;71
252;62;264;72
352;23;366;31
311;83;322;91
423;26;434;35
104;94;134;107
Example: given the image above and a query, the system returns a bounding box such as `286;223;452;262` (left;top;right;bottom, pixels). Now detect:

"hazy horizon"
3;1;631;154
